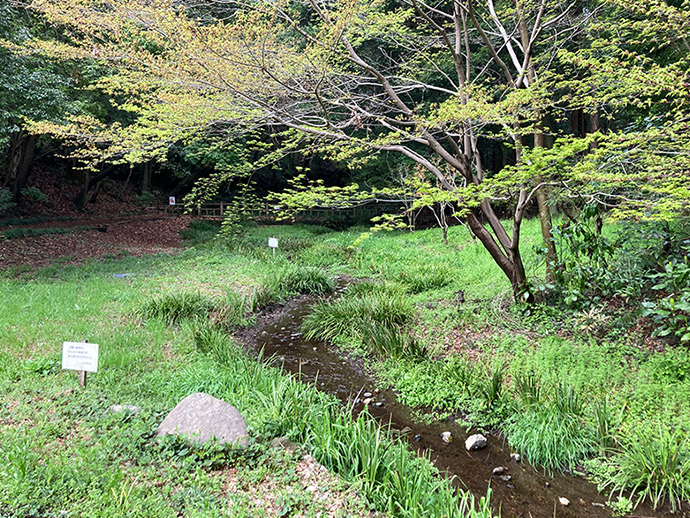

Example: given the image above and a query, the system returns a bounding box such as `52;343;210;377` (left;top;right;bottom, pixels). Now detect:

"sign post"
268;237;278;259
62;340;99;387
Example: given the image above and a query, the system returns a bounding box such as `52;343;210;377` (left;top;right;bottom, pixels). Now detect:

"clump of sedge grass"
302;289;415;343
398;265;452;294
277;266;334;295
137;291;214;324
603;425;690;511
354;318;428;360
507;381;595;471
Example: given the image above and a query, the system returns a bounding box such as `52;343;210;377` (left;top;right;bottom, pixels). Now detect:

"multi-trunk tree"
25;0;690;300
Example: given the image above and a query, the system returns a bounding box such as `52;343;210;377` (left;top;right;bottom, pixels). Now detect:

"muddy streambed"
244;294;670;518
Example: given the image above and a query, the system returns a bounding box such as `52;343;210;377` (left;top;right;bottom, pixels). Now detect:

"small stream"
247;293;670;518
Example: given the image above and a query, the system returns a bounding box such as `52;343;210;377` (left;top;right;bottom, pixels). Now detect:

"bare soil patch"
0;215;192;272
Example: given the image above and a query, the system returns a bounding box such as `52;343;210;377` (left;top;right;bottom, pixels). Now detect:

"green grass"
0;220;500;518
4;216;690;512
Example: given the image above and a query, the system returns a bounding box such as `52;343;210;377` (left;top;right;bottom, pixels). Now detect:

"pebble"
492;466;506;476
499;475;512;482
363;392;372;398
465;434;487;451
363;398;372;405
109;404;141;415
440;431;453;444
510;453;521;462
506;484;515;490
559;497;570;507
373;402;384;408
413;434;422;442
313;347;317;351
281;327;285;330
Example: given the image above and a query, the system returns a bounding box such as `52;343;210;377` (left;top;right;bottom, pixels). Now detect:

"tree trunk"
140;162;152;193
10;133;38;203
534;131;557;284
466;208;531;302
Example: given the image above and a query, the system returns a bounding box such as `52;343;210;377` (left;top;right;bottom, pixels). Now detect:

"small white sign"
268;237;279;248
62;342;99;372
169;196;176;205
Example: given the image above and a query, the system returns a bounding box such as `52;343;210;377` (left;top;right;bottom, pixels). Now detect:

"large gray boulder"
155;393;249;446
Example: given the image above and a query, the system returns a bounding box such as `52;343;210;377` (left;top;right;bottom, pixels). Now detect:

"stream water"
246;293;670;518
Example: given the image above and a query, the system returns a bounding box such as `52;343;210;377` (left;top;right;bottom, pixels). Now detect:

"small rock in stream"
559;497;570;507
465;434;487;451
440;431;453;444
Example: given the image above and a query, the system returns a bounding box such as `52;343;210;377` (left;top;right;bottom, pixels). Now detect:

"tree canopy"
6;0;690;299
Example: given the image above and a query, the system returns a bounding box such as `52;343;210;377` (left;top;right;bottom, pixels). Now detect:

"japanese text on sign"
62;342;99;372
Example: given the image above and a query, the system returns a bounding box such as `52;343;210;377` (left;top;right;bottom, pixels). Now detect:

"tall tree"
25;0;690;299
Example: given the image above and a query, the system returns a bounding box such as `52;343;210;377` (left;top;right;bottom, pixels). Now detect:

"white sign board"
62;342;99;372
268;238;279;248
169;196;176;205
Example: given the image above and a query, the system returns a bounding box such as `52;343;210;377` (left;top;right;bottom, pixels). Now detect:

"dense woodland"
1;0;690;515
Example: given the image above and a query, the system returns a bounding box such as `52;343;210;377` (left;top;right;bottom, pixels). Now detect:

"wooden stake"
79;339;88;387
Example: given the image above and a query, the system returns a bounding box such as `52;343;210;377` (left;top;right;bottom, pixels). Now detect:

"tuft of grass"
302;290;415;343
192;323;241;366
604;425;690;511
137;291;214;324
354;319;428;360
398;264;453;294
507;382;595;471
277;266;334;295
211;291;252;329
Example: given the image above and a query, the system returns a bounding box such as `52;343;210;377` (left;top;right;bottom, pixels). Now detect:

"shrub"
20;186;49;204
137;292;214;324
0;188;15;212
